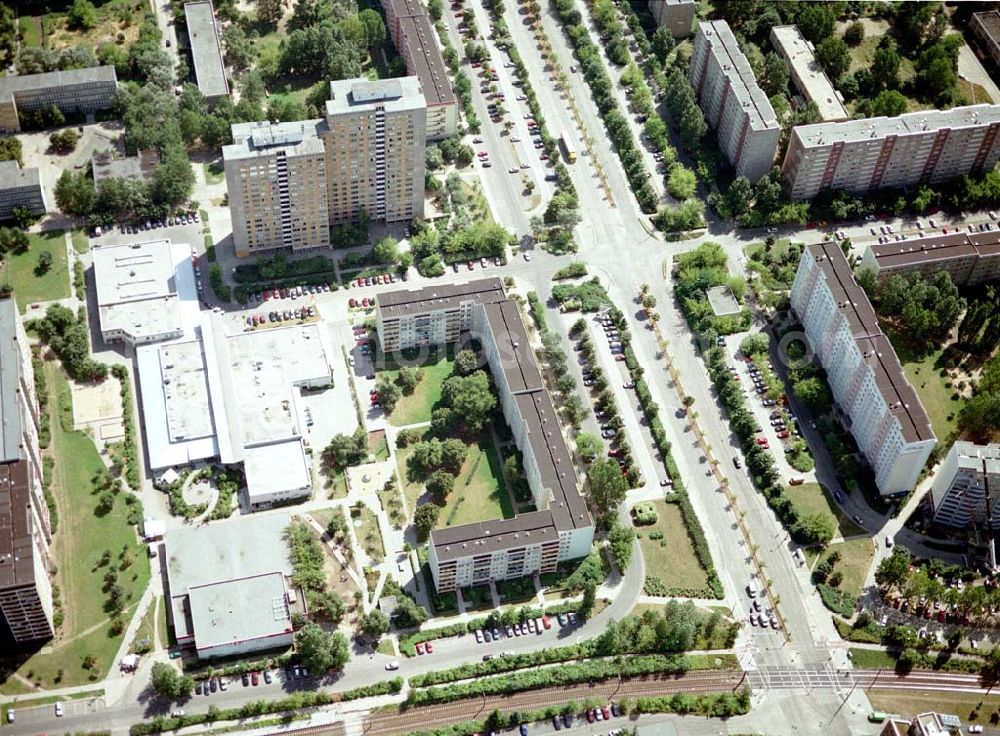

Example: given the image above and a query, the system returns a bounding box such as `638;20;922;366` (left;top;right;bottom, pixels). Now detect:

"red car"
614;354;626;361
776;430;790;439
349;298;357;308
542;615;551;629
425;641;434;653
467;260;475;270
586;710;596;723
601;706;611;720
756;437;768;445
416;642;426;655
608;448;619;457
938;610;947;622
251;671;259;686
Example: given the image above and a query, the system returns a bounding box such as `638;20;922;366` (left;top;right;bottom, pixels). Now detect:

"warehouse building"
790;242;936;496
930;441;1000;530
0;299;53;644
0;66;118;134
860;229;1000;287
184;1;230;103
690;20;779;182
782;105;1000;200
769;25;848;122
164;512;299;659
0;161;46;221
376;280;593;592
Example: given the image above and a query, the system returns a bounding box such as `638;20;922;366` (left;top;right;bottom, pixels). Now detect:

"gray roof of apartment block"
791;104;1000;148
0;299;22;463
0;65;117;98
806;242;934;444
0;160;40;192
384;0;457;107
378;278;506;319
184;1;230;99
697;20;778;131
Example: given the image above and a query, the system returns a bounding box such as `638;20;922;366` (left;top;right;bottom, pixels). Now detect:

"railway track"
360;671;743;736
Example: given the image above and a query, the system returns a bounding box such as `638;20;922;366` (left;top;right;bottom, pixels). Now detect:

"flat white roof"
793;104;1000;147
188;572;292;650
244;440;311;501
92;240;184;343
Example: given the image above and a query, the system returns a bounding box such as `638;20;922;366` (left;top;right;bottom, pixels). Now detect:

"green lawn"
901;346;962;440
437;436;513;528
384;351;457;426
19;16;43;47
130;598;159;653
203;161;225;185
70;228;89;255
787;482;866;539
2;230;70;312
635;501;709;593
824;537;876;598
397;427;431;512
355;502;385;563
867;689;1000;724
0;364;151;690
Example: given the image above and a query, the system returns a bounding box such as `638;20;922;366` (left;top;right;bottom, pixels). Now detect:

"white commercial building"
769;25;848;122
92;240;187;347
930;441;1000;530
790;242;936;496
783;105;1000;200
690;20;780;182
164;513;298;659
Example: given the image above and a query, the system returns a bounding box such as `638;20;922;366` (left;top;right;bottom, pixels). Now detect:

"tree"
796;3;835;44
322;428;368;470
35;251;53;276
578;582;597;619
425;470;454;500
872;38;900;91
67;0;98;30
223;25;255;71
739;333;769;357
414;503;441;541
792;376;831;412
814;37;850;83
876;271;965;352
150;662;194;699
576;432;602;462
650;27;675;63
587;459;627;519
359;9;387;47
667;167;697;200
727;176;754;217
49;129;80;153
875;547;912;594
361;609;390;639
395;366;421;394
760;52;789;98
441;371;496;431
375;377;402;413
440;439;467;474
795;512;834;547
373;236;399;264
307;589;346;622
256;0;283;24
0;136;22;166
865;89;908;118
295;623;349;672
608;524;634;570
454;349;480;376
843;21;865;47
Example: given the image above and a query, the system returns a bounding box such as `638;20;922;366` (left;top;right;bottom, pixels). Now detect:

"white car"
385;661;400;671
172;709;186;717
508;167;518;173
55;702;64;717
968;726;984;734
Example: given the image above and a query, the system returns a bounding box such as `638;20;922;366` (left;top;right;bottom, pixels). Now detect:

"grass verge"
637;500;709;595
3;230;70;312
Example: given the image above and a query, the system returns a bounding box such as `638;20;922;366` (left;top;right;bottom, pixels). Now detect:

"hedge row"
398;618;490;657
405;654;691;706
631;690;750;718
606;307;722;599
130;679;404;735
411;640;597;687
551;0;657;213
111;364;141;490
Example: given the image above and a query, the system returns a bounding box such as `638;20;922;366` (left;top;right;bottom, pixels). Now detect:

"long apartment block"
375;280;593;592
224;78;426;258
783;105;1000;200
0;66;117;134
649;0;695;38
0;299;53;644
0;161;46;222
790;242;936;496
383;0;457;140
769;25;848;122
184;0;230;103
860;229;1000;287
930;441;1000;530
690;20;779;182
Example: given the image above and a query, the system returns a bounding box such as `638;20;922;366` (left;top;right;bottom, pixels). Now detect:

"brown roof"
384;0;456;108
431;510;558;561
868;230;1000;269
0;460;36;591
807;242;935;444
377;278;505;318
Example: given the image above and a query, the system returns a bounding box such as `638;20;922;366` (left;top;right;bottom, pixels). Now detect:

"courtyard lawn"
383;350;456;426
355;502;385;563
397;427;431;512
19;16;43;48
787;482;866;539
901;346;962;441
437;436;513;528
42;0;147;51
823;537;876;598
2;230;70;312
0;364;150;690
635;501;709;594
130;598;159;654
